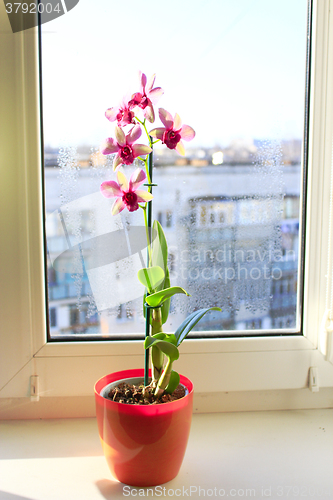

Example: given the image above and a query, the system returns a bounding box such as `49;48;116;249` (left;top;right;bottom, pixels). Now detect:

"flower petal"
159;108;173;129
146;73;156;93
100;138;119;155
149;128;165;141
113;154;123;171
181;124;196;141
132;144;152;158
117;170;129;192
148;87;164;105
129;168;146;191
175;140;185;156
127;124;142;145
115;126;126;146
129;92;142;109
105;107;119;122
100;180;122;198
111;198;125;216
140;71;147;91
144;102;155;123
173;113;182;131
121;94;131;107
136;190;154;203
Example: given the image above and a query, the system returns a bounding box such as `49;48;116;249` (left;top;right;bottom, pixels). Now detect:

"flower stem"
144;156;152;185
147;146;153;228
136;117;152;147
137;116;155;389
142;205;152;268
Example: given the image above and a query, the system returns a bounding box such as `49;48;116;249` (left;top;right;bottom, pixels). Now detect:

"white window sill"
1;409;332;500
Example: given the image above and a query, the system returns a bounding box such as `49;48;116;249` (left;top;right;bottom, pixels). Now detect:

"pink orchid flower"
149;109;195;156
128;72;164;123
100;125;152;171
100;168;153;215
105;97;135;127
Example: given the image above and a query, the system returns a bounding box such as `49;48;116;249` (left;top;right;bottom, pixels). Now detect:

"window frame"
1;0;333;416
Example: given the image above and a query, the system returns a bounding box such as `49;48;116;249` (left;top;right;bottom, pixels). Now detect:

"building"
44;149;301;337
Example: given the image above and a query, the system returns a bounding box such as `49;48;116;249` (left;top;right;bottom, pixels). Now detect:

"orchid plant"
101;72;220;399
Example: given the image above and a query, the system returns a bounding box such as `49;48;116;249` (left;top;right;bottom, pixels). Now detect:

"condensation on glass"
41;0;309;339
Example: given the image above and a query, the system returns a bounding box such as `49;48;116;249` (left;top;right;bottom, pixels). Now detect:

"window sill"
2;334;333;409
1;409;332;499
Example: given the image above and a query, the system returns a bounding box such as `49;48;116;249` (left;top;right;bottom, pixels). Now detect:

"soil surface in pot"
106;382;186;405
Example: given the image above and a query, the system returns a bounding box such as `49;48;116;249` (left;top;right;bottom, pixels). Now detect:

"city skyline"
43;137;303;169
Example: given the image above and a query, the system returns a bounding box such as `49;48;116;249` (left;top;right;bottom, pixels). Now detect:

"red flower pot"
94;369;193;486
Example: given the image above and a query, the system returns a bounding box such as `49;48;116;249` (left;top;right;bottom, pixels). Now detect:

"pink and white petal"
100;138;119;155
121;94;131;107
116;170;129;192
146;73;156;93
105;107;119;122
173;113;182;131
144;102;155;123
148;87;164;104
111;198;126;216
132;144;152;158
127;124;142;144
180;124;196;141
135;190;154;203
115;126;126;146
175;140;186;156
113;154;123;171
100;180;122;198
140;71;147;91
129;168;146;191
159;108;174;128
149;128;165;140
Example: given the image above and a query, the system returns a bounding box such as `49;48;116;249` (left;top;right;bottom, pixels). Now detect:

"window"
49;307;57;328
2;1;333;418
42;0;308;339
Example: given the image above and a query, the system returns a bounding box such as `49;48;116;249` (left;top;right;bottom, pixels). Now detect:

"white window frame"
1;0;333;418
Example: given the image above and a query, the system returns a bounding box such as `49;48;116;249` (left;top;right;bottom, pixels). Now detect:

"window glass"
42;0;309;338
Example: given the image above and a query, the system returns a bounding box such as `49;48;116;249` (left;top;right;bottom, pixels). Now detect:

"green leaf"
144;335;162;349
152;332;167;341
145;332;177;347
174;307;222;346
151;220;168;279
138;266;165;293
151;220;172;323
163;333;178;346
146;286;190;307
144;338;179;363
161;268;171;324
165;370;180;394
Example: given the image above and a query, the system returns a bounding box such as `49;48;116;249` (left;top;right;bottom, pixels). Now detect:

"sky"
41;0;308;149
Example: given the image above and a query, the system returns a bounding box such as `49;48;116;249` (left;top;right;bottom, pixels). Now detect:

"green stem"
151;345;164;386
150;307;164;387
155;358;173;397
151;307;163;335
145;156;152;185
142;205;152;268
137;116;156;389
136;117;152;146
137;156;151;184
